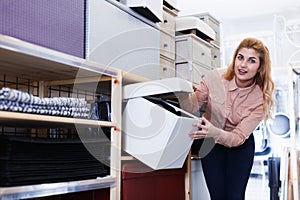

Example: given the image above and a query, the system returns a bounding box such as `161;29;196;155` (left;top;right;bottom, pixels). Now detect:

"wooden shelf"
0;111;115;128
0;176;115;200
0;35;123;199
0;34;118;81
122;71;150;85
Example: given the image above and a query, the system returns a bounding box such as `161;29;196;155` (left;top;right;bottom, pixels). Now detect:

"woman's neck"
235;77;255;88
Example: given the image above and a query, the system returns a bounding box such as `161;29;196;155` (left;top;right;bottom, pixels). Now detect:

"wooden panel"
0;111;115;128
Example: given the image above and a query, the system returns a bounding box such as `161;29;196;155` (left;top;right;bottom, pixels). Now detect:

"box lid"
123;77;193;100
176;16;215;41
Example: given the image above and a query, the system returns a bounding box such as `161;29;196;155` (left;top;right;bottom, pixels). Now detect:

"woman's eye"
237;55;243;60
249;59;256;63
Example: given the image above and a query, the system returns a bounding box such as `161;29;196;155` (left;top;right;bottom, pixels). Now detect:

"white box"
123;0;163;22
176;34;213;66
164;0;177;9
122;78;198;170
176;17;215;41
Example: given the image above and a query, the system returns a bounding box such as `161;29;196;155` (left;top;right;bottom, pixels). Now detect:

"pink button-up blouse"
179;68;264;147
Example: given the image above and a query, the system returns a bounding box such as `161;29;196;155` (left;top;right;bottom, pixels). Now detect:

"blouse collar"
228;77;257;97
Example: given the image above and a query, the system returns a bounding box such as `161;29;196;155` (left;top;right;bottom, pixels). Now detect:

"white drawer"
157;6;176;35
176;34;212;67
176;61;212;84
160;55;175;79
192;37;211;65
160;31;175;59
211;47;221;68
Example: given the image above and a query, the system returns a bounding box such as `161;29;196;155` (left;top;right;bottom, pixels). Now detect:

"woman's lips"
238;69;247;75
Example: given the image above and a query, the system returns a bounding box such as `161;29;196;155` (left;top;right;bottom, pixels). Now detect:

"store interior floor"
246;174;269;200
246;160;270;200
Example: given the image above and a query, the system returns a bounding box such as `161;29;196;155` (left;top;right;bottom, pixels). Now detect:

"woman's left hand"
189;117;214;140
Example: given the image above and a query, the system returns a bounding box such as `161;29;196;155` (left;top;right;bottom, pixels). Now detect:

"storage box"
176;17;215;42
176;61;211;84
164;0;178;9
122;77;198;170
0;0;85;58
121;0;163;22
176;34;213;66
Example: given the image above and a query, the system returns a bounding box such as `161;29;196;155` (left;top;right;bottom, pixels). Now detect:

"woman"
179;38;274;199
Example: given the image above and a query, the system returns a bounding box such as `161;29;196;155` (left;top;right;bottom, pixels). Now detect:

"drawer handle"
214;55;218;59
164;43;168;48
201;52;205;56
163;67;167;71
164;19;168;24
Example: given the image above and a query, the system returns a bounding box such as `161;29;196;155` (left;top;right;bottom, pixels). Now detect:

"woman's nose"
241;59;247;67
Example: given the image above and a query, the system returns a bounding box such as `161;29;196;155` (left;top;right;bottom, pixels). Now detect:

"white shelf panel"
0;176;115;200
0;111;115;128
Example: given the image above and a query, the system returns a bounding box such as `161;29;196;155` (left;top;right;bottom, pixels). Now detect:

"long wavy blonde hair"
224;38;274;121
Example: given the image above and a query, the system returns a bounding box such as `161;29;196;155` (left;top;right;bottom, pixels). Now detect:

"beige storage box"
176;61;212;84
176;34;213;67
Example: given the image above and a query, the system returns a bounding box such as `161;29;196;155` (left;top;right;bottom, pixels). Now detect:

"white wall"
220;11;300;156
222;9;300;68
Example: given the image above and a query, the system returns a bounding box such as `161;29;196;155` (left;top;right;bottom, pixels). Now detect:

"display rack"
0;34;123;200
289;66;300;200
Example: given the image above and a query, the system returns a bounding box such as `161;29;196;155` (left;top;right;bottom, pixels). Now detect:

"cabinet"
157;4;179;79
0;35;123;199
175;34;214;84
190;13;222;68
286;66;300;200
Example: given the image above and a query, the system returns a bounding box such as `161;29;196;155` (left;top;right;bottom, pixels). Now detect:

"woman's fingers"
189;129;207;140
190;117;211;140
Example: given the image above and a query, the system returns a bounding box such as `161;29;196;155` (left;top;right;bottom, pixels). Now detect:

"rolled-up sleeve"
177;81;209;115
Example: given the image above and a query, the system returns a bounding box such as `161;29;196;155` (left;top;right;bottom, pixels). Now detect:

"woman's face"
234;47;261;88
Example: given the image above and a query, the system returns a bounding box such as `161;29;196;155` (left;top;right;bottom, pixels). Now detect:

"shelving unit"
288;66;300;200
0;178;115;200
157;4;178;79
0;34;123;200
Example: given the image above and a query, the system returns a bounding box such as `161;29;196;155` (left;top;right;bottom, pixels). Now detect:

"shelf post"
110;70;122;200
